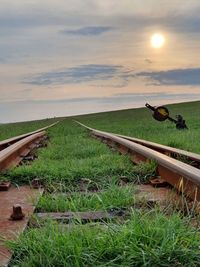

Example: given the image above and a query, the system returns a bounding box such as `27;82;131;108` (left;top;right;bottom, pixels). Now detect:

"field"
1;101;200;266
0;119;57;142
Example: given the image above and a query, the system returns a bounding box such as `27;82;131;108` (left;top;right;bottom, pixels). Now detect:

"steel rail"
116;134;200;165
75;121;200;202
75;121;200;166
0;131;47;172
0;121;59;151
0;122;59;266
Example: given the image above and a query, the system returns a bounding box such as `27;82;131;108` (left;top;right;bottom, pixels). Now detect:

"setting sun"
151;33;165;48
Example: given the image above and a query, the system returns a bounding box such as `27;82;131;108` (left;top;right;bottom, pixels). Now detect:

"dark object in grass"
150;177;169;187
145;103;188;129
175;114;188;130
145;103;170;121
31;178;43;189
118;176;130;186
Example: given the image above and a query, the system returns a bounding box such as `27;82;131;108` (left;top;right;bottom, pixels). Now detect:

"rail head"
0;131;47;171
75;120;200;165
75;121;200;188
74;120;93;131
116;134;200;163
92;129;200;186
0;121;59;151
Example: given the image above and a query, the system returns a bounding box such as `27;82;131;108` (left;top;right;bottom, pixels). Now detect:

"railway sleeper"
35;210;126;224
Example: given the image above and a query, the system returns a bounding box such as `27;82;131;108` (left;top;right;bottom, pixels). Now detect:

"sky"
1;0;200;122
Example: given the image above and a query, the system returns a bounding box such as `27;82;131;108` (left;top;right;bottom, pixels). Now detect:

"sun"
151;33;165;49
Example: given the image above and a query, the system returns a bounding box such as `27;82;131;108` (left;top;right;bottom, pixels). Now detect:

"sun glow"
151;33;165;49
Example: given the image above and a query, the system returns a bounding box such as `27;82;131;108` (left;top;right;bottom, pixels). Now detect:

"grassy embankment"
0;118;57;141
1;101;200;266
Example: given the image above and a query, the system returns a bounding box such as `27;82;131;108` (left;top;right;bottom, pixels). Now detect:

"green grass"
4;120;156;186
8;211;200;267
2;100;200;186
0;118;57;141
1;101;200;266
37;185;136;212
76;101;200;153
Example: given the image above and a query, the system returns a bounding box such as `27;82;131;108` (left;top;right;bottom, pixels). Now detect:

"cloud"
144;59;153;64
1;2;200;36
0;57;6;64
2;92;200;105
99;92;200;104
24;65;200;88
1;91;200;123
23;64;124;85
137;68;200;86
61;26;113;36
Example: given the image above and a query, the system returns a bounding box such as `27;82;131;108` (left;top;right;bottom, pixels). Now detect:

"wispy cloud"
144;58;153;64
61;26;113;36
97;92;200;104
24;64;124;85
24;65;200;88
137;68;200;86
2;92;200;105
2;91;200;122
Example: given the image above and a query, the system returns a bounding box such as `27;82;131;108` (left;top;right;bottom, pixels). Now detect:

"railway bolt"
10;204;25;220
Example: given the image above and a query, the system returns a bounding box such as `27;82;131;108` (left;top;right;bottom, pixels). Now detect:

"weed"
8;211;200;267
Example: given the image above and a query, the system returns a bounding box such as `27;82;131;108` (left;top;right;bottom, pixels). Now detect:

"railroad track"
75;121;200;203
0;121;59;267
0;121;59;151
1;119;199;266
0;121;59;173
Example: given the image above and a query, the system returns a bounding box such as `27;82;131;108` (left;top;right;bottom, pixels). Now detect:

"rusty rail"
75;121;200;202
0;122;57;266
0;121;59;151
116;134;200;166
0;131;47;172
75;121;200;166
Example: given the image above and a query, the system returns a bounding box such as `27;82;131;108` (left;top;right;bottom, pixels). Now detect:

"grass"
3;101;200;186
3;120;157;186
76;101;200;153
1;101;200;266
0;118;57;141
8;210;200;267
37;185;136;212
